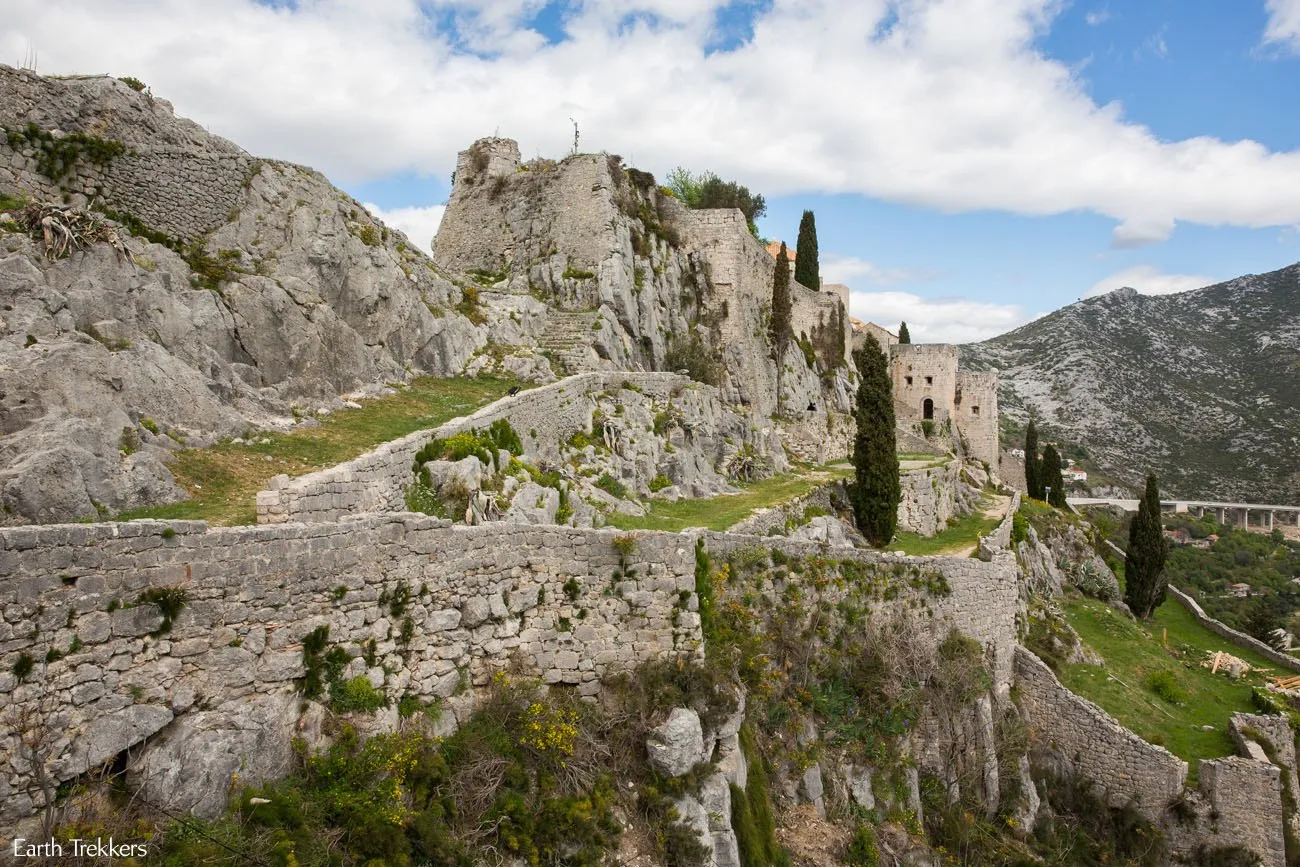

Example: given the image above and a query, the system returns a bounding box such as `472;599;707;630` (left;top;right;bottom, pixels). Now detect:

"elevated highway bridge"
1068;498;1300;531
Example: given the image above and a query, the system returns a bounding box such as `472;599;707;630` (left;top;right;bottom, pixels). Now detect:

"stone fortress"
0;67;1293;865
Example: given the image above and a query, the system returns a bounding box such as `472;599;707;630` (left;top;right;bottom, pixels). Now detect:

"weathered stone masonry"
0;66;255;243
0;517;701;828
1016;647;1287;866
255;371;755;525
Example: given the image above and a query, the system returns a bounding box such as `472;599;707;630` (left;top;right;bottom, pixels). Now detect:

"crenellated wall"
0;517;701;827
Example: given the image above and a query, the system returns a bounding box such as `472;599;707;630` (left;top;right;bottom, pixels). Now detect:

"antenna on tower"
569;117;579;156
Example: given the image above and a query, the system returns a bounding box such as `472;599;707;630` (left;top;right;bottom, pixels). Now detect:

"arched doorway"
922;398;934;420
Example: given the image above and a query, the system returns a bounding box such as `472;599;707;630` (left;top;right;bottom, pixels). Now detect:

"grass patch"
606;466;850;532
892;501;1002;556
1059;591;1280;777
117;376;521;525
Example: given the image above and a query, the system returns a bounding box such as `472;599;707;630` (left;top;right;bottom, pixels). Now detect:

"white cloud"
362;202;445;252
1264;0;1300;50
1084;265;1215;298
822;253;939;287
4;0;1300;242
1085;8;1111;26
850;290;1035;344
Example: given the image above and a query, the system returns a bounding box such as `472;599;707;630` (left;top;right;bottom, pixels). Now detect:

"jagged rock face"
434;138;854;440
0;67;487;522
964;264;1300;502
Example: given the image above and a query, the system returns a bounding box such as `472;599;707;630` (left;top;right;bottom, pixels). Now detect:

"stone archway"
923;398;934;420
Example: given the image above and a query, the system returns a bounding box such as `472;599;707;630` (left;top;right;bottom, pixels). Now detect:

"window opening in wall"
972;406;980;417
923;398;934;420
925;376;933;385
905;376;913;386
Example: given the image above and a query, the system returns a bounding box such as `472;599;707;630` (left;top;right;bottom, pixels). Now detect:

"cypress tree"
1041;444;1067;508
851;340;901;547
1024;420;1041;500
770;242;792;359
1124;473;1169;620
898;321;911;344
795;210;820;289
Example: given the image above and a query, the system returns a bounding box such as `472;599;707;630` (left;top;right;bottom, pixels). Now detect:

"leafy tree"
1125;473;1170;620
898;321;911;344
794;210;820;289
851;340;901;547
1243;599;1282;645
1024;419;1042;500
666;167;766;237
1042;443;1067;508
770;242;792;360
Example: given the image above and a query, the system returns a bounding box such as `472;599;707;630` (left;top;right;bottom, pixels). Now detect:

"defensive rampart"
0;517;700;827
256;372;698;524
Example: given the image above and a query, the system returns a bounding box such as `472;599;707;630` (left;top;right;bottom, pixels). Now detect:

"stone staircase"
537;311;602;374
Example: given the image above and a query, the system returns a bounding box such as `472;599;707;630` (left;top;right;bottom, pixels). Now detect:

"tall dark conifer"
1024;420;1042;500
795;210;820;289
770;242;792;359
898;321;911;344
1125;474;1169;620
1041;444;1067;508
851;341;901;547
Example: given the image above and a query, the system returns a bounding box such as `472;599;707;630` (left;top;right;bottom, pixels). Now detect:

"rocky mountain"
964;263;1300;503
0;68;853;523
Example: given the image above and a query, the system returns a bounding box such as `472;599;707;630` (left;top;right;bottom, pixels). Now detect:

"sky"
5;0;1300;343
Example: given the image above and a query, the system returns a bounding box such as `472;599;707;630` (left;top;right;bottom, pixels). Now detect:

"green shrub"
13;653;34;681
596;472;628;499
1011;510;1028;546
563;265;596;280
6;122;126;182
118;76;147;91
1144;670;1187;704
137;586;189;633
649;474;672;493
664;333;721;386
119;426;141;455
331;675;388;714
457;284;488;324
846;823;880;866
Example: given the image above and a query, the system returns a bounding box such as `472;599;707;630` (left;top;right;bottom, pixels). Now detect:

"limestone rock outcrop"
0;66;485;522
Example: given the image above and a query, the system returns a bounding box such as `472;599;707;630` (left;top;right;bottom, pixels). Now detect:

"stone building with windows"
890;343;999;467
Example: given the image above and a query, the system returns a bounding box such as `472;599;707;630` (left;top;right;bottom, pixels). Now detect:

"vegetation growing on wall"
6;122;127;183
665;166;767;238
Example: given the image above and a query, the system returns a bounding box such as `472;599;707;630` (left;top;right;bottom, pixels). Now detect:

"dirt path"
950;493;1012;557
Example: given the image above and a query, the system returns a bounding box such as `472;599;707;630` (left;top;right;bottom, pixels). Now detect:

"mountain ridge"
964;261;1300;503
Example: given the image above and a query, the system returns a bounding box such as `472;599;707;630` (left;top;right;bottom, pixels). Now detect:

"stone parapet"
1014;646;1188;819
256;372;697;524
0;517;700;828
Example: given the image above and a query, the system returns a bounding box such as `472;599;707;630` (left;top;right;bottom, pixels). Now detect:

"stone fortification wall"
1014;647;1187;818
726;481;845;537
1167;586;1300;674
980;491;1020;551
733;459;982;539
955;370;1000;468
0;66;254;241
892;344;959;424
702;533;1021;691
1192;758;1286;866
899;459;980;537
257;372;697;524
790;281;850;369
0;517;700;827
